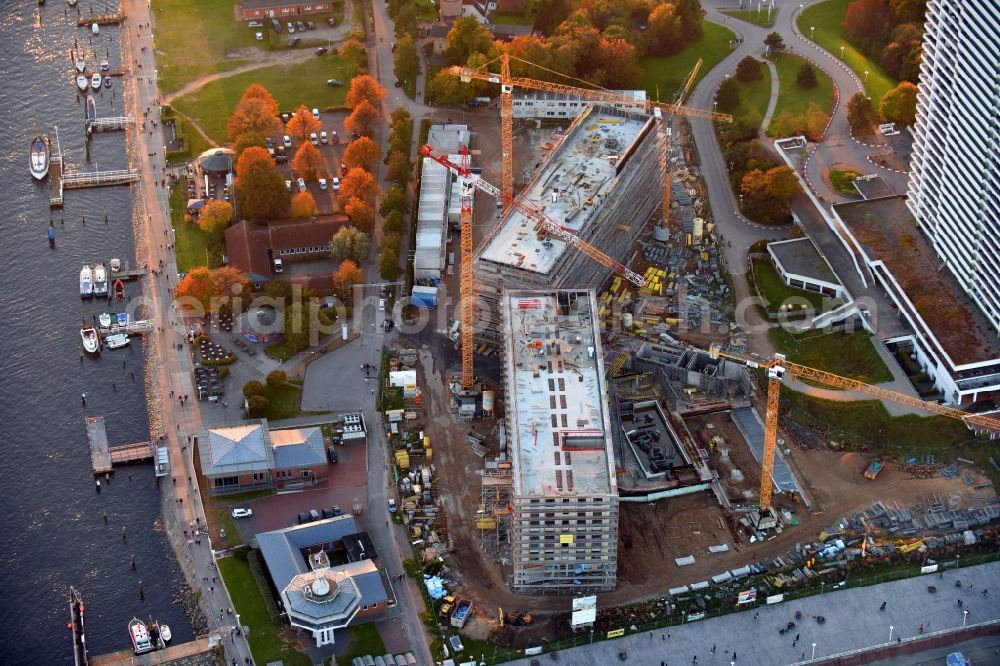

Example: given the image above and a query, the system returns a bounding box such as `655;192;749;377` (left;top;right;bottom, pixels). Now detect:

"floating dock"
77;12;125;27
88;636;216;666
69;587;89;666
87;116;134;134
97;320;154;338
84;416;163;475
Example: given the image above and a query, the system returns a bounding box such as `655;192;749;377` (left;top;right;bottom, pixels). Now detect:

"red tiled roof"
224;216;350;280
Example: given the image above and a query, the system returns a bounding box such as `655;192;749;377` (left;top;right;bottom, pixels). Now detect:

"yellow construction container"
476;518;497;530
611;277;622;293
395;450;410;469
425;447;432;460
423;436;430;449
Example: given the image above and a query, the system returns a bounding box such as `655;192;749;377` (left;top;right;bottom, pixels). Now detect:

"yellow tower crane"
708;344;1000;529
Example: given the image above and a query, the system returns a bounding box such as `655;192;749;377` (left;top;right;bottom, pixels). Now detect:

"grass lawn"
767;52;835;128
829;168;862;194
335;624;387;664
732;64;773;127
260;380;305;420
641;21;736;101
768;327;893;384
152;0;261;94
169;179;215;272
218;556;312;666
170;56;356;144
721;8;777;27
751;257;827;312
798;0;897;103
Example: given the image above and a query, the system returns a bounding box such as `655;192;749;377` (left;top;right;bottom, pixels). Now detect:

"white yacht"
80;265;93;299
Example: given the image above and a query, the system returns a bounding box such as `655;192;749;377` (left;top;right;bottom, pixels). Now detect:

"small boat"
80;265;93;299
76;74;89;92
75;58;85;73
48;226;56;247
93;263;108;298
30;134;49;180
116;312;129;327
98;312;112;328
113;279;125;300
109;258;121;272
104;75;112;89
129;617;152;654
91;22;99;36
100;60;109;72
86;96;96;122
91;73;102;90
105;333;130;349
68;0;77;6
80;324;100;354
159;625;171;644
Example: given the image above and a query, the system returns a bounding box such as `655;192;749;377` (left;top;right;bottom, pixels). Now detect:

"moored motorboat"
113;279;126;300
74;58;85;73
68;0;77;6
109;258;121;272
105;333;130;349
80;324;100;354
129;618;152;654
80;265;93;299
91;22;99;35
76;74;89;92
116;312;129;327
86;96;96;122
90;73;101;90
98;312;112;328
159;625;171;644
93;263;108;298
30;134;49;180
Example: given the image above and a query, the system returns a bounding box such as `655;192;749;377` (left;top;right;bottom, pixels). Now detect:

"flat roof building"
475;105;659;346
501;290;619;594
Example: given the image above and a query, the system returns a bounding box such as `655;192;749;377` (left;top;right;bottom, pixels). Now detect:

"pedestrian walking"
795;633;799;642
982;589;988;596
919;624;924;634
710;644;716;654
753;611;759;619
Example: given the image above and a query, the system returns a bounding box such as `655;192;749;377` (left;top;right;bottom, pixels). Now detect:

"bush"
797;63;818;89
266;369;287;388
242;380;264;398
200;354;238;366
716;78;741;114
248;394;270;417
736;56;762;82
218;366;230;380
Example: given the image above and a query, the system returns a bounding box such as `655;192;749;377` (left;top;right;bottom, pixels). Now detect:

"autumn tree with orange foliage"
290;191;317;219
339;167;379;204
346;74;387;109
344;99;379;136
291;142;326;181
739;166;799;226
236;146;275;182
286;104;322;141
197;200;233;240
334;259;364;296
342;136;380;172
175;266;251;313
235;146;288;223
227;84;281;142
343;197;374;232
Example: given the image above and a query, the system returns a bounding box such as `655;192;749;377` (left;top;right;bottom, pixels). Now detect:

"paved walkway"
503;562;1000;666
759;59;781;138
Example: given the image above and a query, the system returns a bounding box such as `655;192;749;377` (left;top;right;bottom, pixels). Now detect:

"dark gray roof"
767;238;839;284
198;148;235;174
200;423;273;477
271;427;326;469
429;23;451;38
256;516;360;591
344;562;388;605
285;576;359;619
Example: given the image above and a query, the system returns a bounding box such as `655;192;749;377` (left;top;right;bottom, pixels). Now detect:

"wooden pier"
63;169;139;188
69;587;89;666
84;416;159;475
50;157;64;207
88;116;134;133
77;12;125;27
97;320;154;338
89;635;216;666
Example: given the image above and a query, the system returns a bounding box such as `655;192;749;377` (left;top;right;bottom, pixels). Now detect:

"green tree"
716;78;741;114
675;0;705;39
388;107;413;157
736;56;762;83
428;69;469;106
379;186;410;217
387;151;411;188
233;132;265;159
444;16;496;66
243;380;264;398
534;0;573;36
394;4;417;40
764;32;785;53
379;246;402;280
394;35;419;88
382;209;407;235
197;200;233;240
647;2;684;56
339;39;366;69
266;369;287;388
847;92;879;135
248;394;270;418
796;63;818;89
879;81;918;126
330;225;371;262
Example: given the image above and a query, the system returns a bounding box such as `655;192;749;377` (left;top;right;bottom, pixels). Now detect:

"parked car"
231;508;253;519
320;130;328;144
296;21;306;32
310;132;319;146
387;498;397;513
327;446;338;463
341;163;348;176
297;511;311;524
306;21;316;29
275;145;287;163
247;19;263;28
287;36;300;46
394;78;402;88
319;178;328;190
383;319;394;332
285;179;292;192
271;18;281;33
297;177;307;192
326;78;343;87
378;298;386;311
326;16;337;27
286;22;295;33
332;176;341;191
255;32;263;41
315;46;327;56
282;134;292;147
330;131;340;144
309;508;321;521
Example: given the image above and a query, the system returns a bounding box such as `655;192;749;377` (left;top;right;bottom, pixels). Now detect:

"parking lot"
229;433;369;542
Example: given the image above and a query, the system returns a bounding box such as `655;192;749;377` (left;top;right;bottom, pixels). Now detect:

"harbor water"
0;4;193;663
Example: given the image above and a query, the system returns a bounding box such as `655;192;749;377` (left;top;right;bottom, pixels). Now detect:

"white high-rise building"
906;0;1000;334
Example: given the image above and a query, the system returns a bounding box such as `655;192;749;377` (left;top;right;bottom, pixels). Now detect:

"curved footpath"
503;561;1000;666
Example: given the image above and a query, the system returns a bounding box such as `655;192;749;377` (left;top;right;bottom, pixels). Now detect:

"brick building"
239;0;333;20
224;216;350;287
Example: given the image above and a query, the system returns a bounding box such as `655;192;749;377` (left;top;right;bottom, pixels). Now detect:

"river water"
0;4;192;663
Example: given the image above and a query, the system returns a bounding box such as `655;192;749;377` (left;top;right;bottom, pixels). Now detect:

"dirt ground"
686;412;763;504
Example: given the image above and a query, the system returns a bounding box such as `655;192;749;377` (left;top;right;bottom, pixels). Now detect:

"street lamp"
963;609;969;627
888;625;894;642
713;100;718;114
864;70;870;84
810;26;815;40
840;45;845;59
811;642;817;659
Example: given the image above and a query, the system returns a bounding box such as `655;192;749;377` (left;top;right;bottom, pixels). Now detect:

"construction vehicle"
439;595;456;619
450;598;473;628
864;459;883;480
708;344;1000;530
420;144;647;289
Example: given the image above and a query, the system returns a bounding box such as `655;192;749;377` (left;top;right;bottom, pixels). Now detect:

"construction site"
379;54;1000;652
